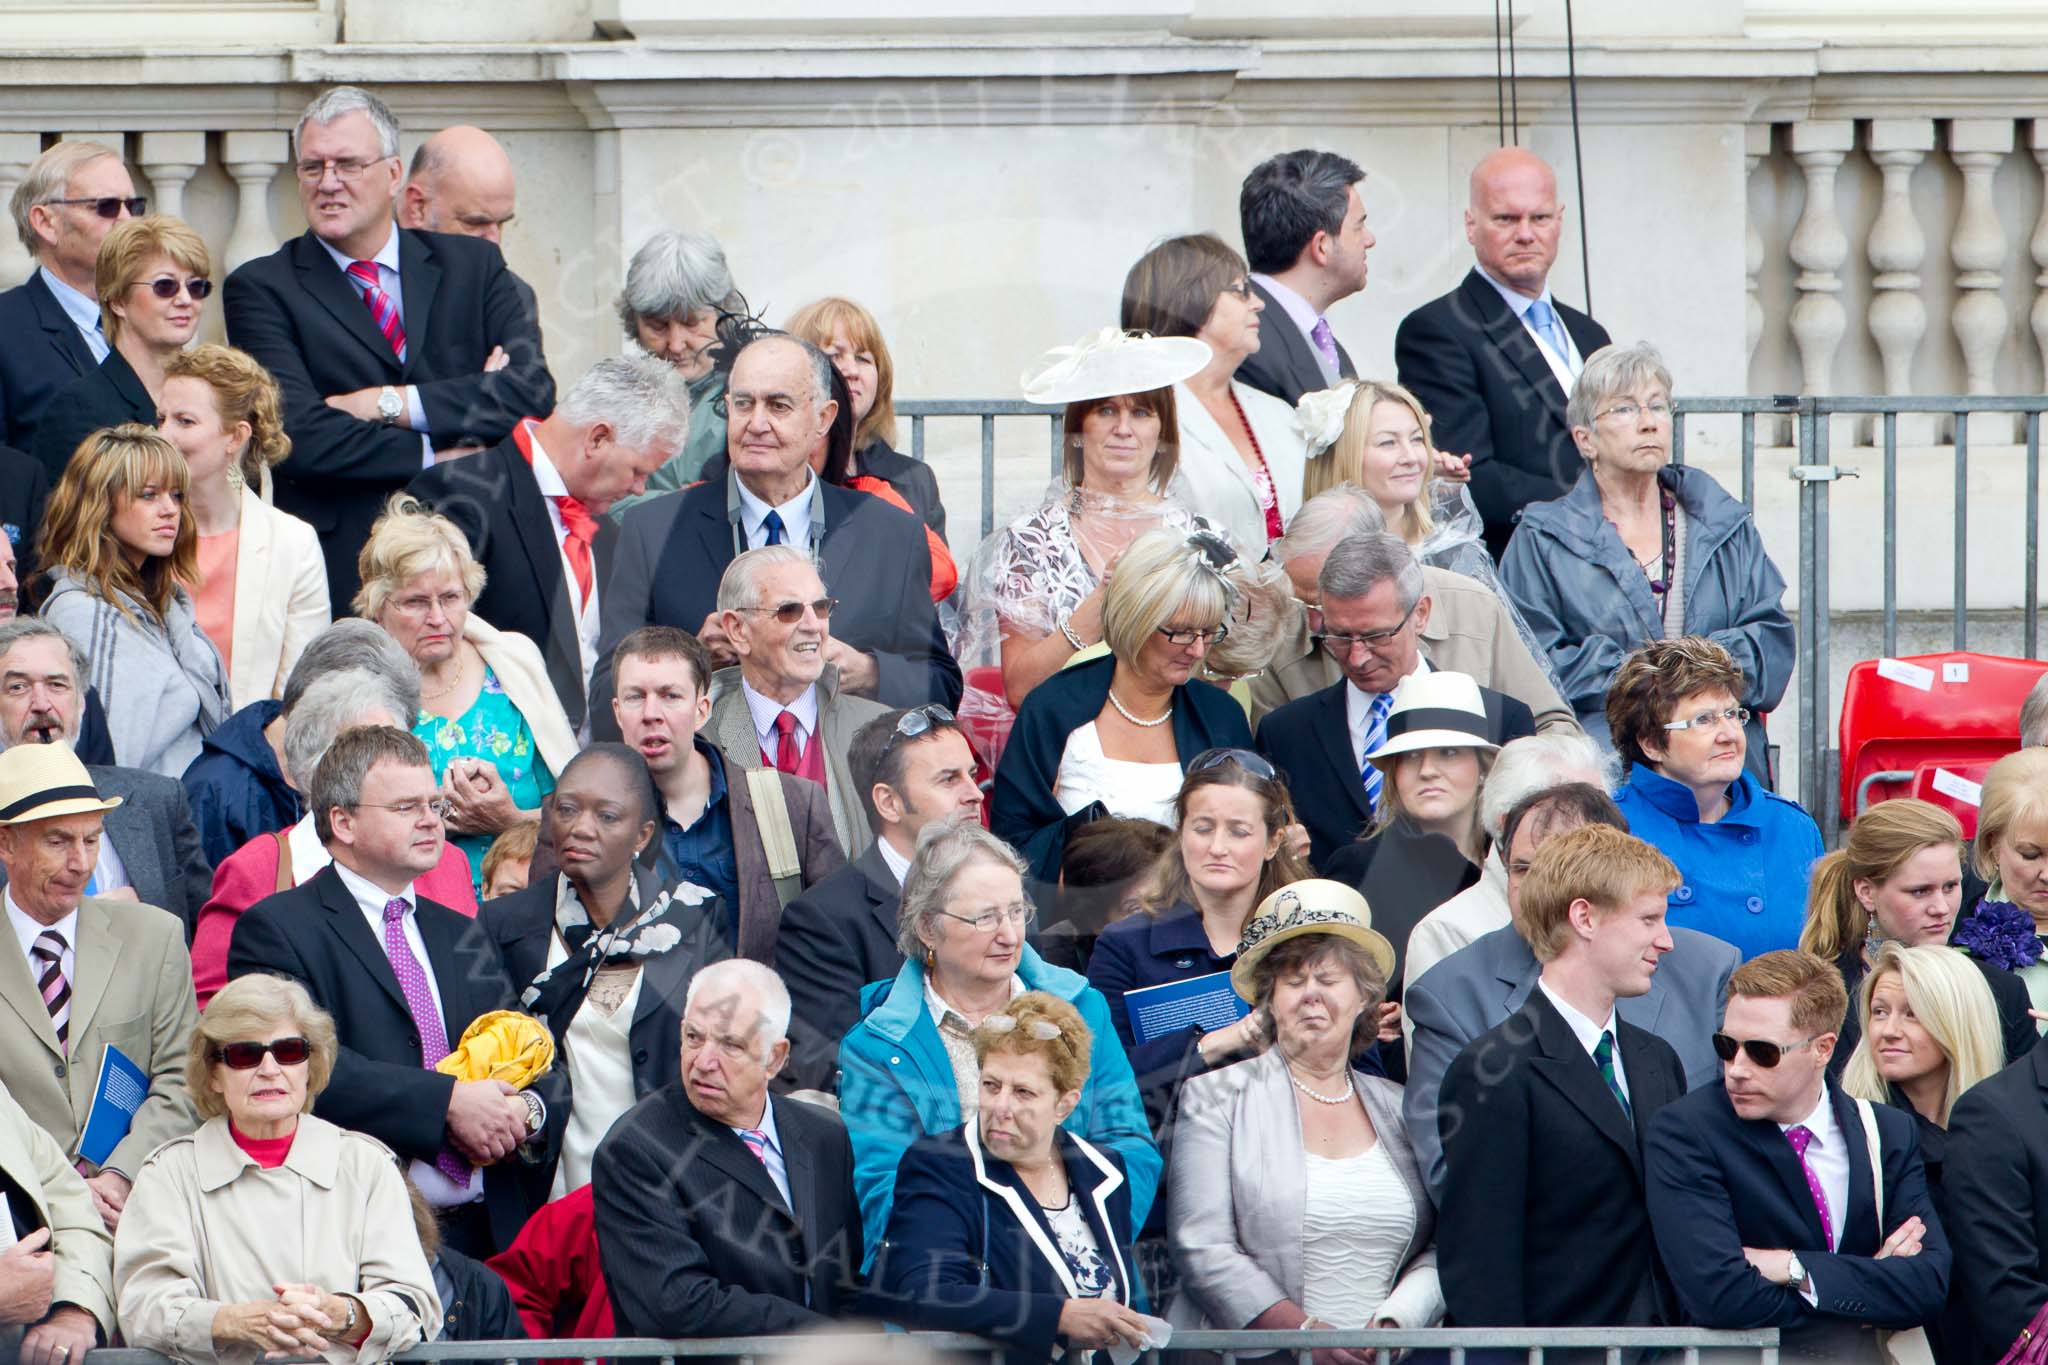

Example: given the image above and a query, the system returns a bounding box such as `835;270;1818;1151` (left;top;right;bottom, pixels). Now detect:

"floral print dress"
414;666;554;894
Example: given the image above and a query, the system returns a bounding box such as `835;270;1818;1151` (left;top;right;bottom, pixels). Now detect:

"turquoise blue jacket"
838;945;1161;1269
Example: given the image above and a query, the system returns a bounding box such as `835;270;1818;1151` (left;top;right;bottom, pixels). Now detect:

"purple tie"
381;898;470;1184
1310;317;1341;376
1784;1124;1834;1250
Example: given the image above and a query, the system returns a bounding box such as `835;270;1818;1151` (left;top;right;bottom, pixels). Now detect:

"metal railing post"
1796;400;1824;821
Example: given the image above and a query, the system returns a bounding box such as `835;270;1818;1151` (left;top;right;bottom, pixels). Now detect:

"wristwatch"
376;385;404;424
1785;1251;1809;1293
520;1090;543;1135
337;1296;360;1340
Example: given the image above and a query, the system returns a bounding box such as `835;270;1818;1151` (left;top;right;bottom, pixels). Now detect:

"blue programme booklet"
1123;971;1251;1046
78;1044;147;1168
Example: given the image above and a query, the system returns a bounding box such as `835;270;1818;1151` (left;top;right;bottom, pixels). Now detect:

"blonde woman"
158;344;330;709
1801;797;2036;1075
355;494;576;892
37;424;231;777
1959;745;2048;1026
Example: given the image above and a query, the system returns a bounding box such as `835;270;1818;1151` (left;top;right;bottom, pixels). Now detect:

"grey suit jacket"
0;895;199;1177
707;663;888;859
1167;1048;1443;1331
0;769;212;932
1404;922;1739;1199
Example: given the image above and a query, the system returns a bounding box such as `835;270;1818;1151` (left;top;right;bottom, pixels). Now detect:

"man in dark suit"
1406;783;1737;1196
777;706;983;1091
0;621;212;930
1646;950;1949;1362
1257;531;1536;869
225;725;563;1257
1396;147;1613;558
0;447;48;592
223;85;555;609
593;958;862;1337
591;334;960;719
1437;824;1689;1334
1233;148;1370;405
1945;1034;2048;1364
0;141;139;454
410;356;689;730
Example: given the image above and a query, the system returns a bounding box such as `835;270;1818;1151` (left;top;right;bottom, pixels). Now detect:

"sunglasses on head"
213;1037;312;1070
49;195;147;220
136;275;212;301
1710;1032;1819;1068
882;704;955;753
1187;747;1277;782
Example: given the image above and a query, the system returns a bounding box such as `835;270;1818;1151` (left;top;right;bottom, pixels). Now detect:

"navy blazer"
870;1124;1137;1362
0;443;50;582
1645;1079;1950;1358
1232;278;1357;406
1944;1036;2048;1365
588;474;961;727
1087;902;1233;1100
0;271;96;453
1255;675;1536;872
991;653;1253;886
30;346;156;481
774;843;904;1094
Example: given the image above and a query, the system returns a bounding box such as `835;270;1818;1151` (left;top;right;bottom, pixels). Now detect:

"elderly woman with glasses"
838;823;1159;1279
32;215;210;480
115;973;440;1362
356;494;577;893
1607;637;1823;962
1500;342;1793;781
990;527;1269;887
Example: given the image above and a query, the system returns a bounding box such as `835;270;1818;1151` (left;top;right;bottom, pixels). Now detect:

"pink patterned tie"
346;260;408;362
1784;1124;1834;1250
381;898;470;1183
739;1128;772;1166
29;931;69;1054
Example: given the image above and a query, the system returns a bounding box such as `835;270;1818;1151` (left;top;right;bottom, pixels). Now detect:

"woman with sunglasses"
115;973;441;1361
1801;798;2036;1078
1607;637;1824;963
32;215;212;480
356;495;577;894
839;822;1159;1284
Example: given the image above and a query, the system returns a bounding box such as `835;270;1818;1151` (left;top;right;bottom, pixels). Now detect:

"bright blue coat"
837;945;1161;1269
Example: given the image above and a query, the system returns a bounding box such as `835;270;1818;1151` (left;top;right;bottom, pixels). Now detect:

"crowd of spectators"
1;84;2045;1365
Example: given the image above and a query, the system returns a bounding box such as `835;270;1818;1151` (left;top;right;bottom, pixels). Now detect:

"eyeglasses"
1710;1032;1820;1068
353;797;453;821
1664;706;1751;733
1222;278;1255;301
1595;399;1672;424
388;589;468;618
937;902;1039;933
1187;747;1276;781
213;1036;312;1070
1311;600;1418;655
1157;623;1229;648
294;157;388;183
980;1015;1063;1041
46;196;146;220
882;704;956;754
133;276;212;301
737;597;838;625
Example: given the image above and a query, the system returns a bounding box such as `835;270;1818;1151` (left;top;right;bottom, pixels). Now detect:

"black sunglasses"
213;1036;312;1070
882;704;956;753
1710;1032;1819;1069
49;195;147;220
1187;747;1276;782
136;275;212;301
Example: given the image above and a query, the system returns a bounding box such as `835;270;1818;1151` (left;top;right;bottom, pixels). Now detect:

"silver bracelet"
1058;613;1086;651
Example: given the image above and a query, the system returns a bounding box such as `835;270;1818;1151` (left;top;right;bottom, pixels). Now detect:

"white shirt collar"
38;266;104;342
731;1090;780;1147
314;220;402;274
331;859;415;917
734;469;816;550
5;890;79;968
1778;1084;1837;1142
741;675;819;750
922;971;1026;1030
1249;273;1326;342
1537;978;1618;1054
876;835;914;888
1475;264;1554;320
523;421;569;499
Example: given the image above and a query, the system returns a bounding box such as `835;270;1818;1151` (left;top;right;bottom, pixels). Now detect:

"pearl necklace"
1286;1065;1355;1106
1107;688;1173;728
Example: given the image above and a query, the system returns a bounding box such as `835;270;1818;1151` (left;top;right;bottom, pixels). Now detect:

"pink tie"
30;931;68;1054
739;1128;772;1166
346;260;408;362
381;898;470;1183
1784;1124;1834;1250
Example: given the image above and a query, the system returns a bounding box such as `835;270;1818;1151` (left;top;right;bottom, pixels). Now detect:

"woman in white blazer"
159;344;330;710
1123;234;1307;554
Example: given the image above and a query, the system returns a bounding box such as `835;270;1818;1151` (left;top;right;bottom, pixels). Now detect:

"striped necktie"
739;1128;772;1166
1594;1029;1630;1120
1359;690;1394;813
345;260;408;362
30;930;69;1052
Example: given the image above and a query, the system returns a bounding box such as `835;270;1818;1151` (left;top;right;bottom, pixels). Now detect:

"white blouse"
1052;721;1183;826
546;931;646;1198
1301;1142;1416;1329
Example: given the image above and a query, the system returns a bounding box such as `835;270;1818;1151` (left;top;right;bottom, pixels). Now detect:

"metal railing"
85;1326;1784;1364
903;392;2048;832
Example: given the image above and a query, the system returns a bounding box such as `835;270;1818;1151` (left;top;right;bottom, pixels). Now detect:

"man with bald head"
1396;147;1612;558
399;125;517;245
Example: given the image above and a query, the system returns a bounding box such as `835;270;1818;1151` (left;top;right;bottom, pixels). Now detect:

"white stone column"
1788;120;1854;397
221;131;289;274
1745;123;1768;376
2031;121;2048;405
1867;119;1934;446
137;131;207;223
0;133;42;288
1951;119;2015;441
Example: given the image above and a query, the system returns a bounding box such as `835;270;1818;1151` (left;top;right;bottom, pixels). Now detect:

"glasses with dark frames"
47;195;146;220
212;1036;312;1069
736;597;838;625
1710;1032;1820;1068
134;276;212;301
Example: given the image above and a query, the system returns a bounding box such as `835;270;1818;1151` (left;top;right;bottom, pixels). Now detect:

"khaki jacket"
114;1114;440;1363
0;1082;113;1331
708;662;889;858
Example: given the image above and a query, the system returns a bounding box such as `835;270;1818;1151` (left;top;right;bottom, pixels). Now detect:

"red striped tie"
30;930;69;1053
345;260;408;362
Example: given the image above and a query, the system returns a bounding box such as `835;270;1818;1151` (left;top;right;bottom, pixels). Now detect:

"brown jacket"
723;759;846;963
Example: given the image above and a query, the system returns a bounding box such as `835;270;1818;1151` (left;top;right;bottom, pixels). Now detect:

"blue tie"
1525;296;1569;360
1360;690;1394;814
761;509;786;547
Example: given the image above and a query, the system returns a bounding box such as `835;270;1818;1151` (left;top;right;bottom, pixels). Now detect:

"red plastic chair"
1838;650;2048;822
1905;757;1997;839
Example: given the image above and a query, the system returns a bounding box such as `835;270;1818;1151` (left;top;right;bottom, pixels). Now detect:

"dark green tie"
1594;1030;1631;1120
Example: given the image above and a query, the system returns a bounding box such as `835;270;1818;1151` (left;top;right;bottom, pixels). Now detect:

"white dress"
1300;1142;1417;1329
1052;721;1184;826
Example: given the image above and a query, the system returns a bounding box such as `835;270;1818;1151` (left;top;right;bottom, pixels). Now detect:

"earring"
924;945;936;969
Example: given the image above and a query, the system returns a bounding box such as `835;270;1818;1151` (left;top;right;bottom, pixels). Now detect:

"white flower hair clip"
1293;381;1363;458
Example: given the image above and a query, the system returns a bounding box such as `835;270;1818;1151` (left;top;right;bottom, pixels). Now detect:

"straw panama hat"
1021;327;1212;406
1365;669;1500;770
0;743;122;826
1231;879;1396;1002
